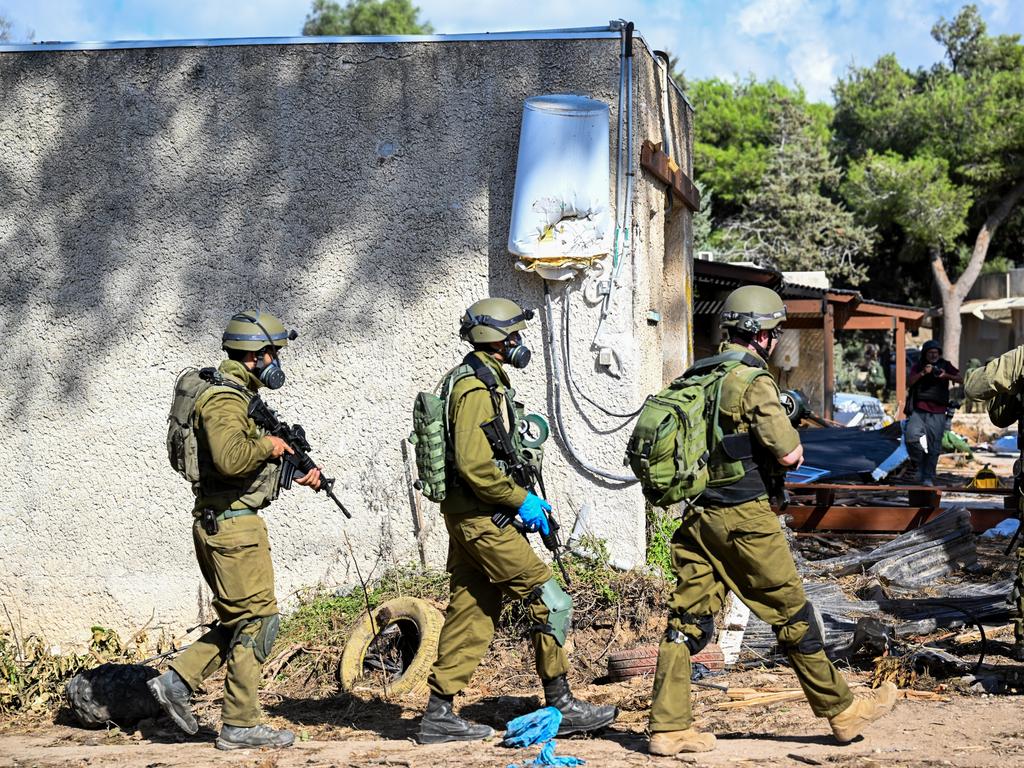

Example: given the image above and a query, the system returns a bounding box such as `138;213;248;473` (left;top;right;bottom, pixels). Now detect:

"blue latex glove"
517;492;551;535
534;740;585;766
503;706;562;748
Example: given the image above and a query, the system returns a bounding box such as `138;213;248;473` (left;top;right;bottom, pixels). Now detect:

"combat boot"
543;675;618;736
828;681;898;743
147;669;198;735
215;724;295;750
417;693;495;744
648;728;716;755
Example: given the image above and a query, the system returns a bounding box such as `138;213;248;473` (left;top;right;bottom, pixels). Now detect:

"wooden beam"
839;316;898;330
895;318;907;415
784;299;824;315
640;140;701;212
780;505;1010;533
823;302;835;420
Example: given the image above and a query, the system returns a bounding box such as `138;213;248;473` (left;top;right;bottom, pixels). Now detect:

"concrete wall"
0;36;693;647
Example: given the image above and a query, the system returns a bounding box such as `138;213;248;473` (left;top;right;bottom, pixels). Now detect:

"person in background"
905;340;962;486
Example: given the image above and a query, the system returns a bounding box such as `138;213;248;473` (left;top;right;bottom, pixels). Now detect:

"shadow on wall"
0;39;620;419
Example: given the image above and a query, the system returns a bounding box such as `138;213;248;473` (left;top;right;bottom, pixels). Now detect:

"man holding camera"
905;340;962;486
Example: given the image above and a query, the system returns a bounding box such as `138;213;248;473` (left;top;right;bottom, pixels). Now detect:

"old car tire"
339;596;443;696
607;643;724;681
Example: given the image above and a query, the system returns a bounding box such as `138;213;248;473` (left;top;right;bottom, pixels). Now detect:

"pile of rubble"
734;507;1023;692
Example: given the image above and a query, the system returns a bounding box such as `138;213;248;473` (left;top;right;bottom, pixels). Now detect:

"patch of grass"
646;505;679;580
279;565;449;647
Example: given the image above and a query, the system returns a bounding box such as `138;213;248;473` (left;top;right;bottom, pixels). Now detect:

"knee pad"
529;578;573;647
231;614;280;663
773;601;824;655
665;612;715;654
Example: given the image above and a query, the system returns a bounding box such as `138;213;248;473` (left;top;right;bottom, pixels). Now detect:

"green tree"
1;14;13;41
303;0;433;36
689;78;873;283
836;5;1024;365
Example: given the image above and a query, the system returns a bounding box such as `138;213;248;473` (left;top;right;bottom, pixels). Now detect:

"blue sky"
1;0;1021;102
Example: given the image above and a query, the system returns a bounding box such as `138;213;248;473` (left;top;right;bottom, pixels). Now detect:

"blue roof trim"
0;28;625;53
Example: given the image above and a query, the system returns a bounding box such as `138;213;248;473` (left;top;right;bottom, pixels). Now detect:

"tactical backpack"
409;363;471;503
410;355;543;503
166;368;244;484
625;351;767;508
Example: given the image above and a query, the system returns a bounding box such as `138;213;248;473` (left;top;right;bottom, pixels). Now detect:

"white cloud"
787;39;838;101
736;0;807;37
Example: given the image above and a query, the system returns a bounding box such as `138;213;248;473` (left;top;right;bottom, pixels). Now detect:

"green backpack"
409;362;476;503
166;367;245;485
625;351;766;508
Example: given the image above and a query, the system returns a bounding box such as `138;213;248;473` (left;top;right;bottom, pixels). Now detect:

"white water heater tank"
508;94;611;281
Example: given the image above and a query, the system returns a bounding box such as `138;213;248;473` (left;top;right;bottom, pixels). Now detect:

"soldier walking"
646;287;897;756
966;347;1024;658
149;310;321;750
417;298;617;744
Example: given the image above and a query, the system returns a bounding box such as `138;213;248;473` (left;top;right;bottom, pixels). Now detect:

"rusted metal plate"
640;139;700;212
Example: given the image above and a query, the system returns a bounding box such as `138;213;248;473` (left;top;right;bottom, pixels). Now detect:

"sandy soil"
3;669;1023;768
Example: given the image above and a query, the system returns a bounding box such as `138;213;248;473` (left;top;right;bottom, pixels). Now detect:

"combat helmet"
720;286;787;334
222;309;296;352
459;298;534;344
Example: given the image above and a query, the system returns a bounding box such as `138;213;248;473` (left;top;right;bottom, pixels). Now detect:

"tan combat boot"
648;728;716;755
828;681;898;743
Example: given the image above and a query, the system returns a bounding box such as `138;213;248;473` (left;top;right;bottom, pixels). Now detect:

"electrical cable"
561;286;643;420
543;286;637;484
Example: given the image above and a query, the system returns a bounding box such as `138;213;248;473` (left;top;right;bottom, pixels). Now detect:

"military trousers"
649;498;853;732
427;512;570;697
170;514;279;727
1013;552;1024;648
905;410;946;483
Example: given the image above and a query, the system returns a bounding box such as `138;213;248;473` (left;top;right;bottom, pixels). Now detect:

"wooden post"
823;300;835;421
895;319;907;416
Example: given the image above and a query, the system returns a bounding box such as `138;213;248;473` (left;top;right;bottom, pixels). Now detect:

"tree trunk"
932;178;1024;368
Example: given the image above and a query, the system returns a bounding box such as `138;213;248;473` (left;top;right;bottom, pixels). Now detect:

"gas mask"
255;353;286;390
503;333;532;369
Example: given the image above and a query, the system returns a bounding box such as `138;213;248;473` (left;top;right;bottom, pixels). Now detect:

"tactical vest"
192;371;280;511
444;354;539;478
699;352;778;507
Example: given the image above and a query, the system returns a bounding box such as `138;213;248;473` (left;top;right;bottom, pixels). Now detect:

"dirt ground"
4;420;1020;767
3;669;1024;768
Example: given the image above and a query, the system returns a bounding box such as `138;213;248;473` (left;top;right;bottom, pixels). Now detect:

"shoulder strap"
683;349;766;379
194;370;251;412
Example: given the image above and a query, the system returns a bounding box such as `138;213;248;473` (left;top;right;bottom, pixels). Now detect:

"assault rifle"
481;415;571;586
246;397;353;519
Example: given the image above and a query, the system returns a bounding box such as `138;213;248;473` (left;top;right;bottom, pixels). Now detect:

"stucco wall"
0;36;693;647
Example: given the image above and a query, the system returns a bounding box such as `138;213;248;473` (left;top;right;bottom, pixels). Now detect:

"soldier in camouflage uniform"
148;311;321;750
417;298;617;744
965;347;1024;658
647;287;897;757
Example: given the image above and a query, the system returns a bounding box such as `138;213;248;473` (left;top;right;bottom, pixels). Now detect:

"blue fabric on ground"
505;739;586;767
503;706;562;748
533;740;585;766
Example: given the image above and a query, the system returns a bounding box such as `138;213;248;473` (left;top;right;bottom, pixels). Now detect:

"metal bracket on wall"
640;139;701;212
